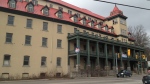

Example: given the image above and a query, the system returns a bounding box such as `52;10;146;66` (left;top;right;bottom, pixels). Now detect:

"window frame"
43;8;49;16
57;25;62;33
7;15;14;25
23;56;30;66
83;19;86;25
43;22;48;31
26;19;32;28
57;39;62;48
6;33;13;43
41;56;47;66
3;55;11;66
74;15;78;23
9;0;16;9
57;57;61;66
25;35;31;45
27;4;34;13
42;37;48;47
58;11;63;18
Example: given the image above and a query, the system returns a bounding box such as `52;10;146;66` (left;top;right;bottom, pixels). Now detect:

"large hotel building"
0;0;147;79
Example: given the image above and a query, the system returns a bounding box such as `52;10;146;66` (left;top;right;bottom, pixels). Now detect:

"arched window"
9;0;16;9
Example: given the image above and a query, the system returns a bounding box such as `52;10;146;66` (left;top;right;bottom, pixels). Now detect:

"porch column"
104;43;108;76
86;39;91;70
140;51;143;74
76;36;80;72
133;49;137;73
68;40;70;74
96;41;100;69
127;48;131;71
119;46;123;70
112;45;116;73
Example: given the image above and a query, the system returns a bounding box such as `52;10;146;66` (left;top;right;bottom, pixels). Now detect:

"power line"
94;0;150;10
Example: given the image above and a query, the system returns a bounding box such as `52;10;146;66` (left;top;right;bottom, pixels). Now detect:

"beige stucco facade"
0;0;145;79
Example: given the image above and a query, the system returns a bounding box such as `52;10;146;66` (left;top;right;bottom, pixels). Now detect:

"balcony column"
68;40;70;74
112;45;116;74
86;39;91;76
76;36;80;72
119;46;123;70
127;48;131;71
96;41;100;70
87;39;91;70
140;51;143;74
133;49;137;73
104;43;109;76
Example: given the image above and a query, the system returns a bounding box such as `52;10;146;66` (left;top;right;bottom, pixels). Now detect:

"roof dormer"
26;2;34;13
108;26;114;33
55;9;63;19
8;0;17;9
70;14;78;23
87;20;94;28
41;5;49;16
79;16;87;25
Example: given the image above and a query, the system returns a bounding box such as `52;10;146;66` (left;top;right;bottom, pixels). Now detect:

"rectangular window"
23;56;30;66
42;37;47;46
57;57;61;66
3;55;11;66
57;25;62;33
57;39;62;48
25;35;31;45
88;17;91;20
6;33;13;43
26;19;32;28
7;15;14;25
68;10;72;15
77;13;80;17
83;19;86;25
41;57;46;66
58;11;62;18
43;22;48;31
59;7;63;10
74;28;77;33
50;4;53;8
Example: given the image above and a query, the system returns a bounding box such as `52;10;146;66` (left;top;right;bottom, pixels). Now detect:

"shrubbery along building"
0;0;147;79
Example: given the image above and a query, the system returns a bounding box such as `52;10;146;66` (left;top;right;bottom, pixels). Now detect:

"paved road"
0;75;144;84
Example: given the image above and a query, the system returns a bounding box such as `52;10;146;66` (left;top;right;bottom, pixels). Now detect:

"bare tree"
128;25;150;47
128;25;150;60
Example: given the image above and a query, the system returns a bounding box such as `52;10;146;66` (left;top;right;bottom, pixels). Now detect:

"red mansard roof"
48;0;105;20
0;0;117;36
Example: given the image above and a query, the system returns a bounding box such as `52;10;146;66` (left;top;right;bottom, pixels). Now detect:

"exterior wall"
0;11;71;78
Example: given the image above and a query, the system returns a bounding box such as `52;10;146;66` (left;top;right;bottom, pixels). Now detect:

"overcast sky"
62;0;150;35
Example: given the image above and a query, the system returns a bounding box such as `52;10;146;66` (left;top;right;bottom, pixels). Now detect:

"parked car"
117;70;132;78
142;75;150;84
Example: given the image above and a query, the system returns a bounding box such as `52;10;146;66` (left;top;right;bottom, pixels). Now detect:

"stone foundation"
76;64;80;72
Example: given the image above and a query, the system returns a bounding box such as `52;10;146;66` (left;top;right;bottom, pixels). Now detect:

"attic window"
68;10;72;15
98;24;101;29
59;7;63;10
9;0;16;9
113;19;118;24
74;15;78;23
91;21;94;28
111;29;114;33
27;4;34;13
105;26;108;31
58;11;63;18
43;7;49;16
83;19;86;25
32;0;38;6
88;17;91;20
77;13;80;18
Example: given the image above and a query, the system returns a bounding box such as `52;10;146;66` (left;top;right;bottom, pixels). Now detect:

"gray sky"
62;0;150;35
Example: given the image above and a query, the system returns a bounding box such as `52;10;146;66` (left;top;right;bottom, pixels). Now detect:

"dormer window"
111;29;114;33
98;24;101;29
91;21;94;28
27;4;34;13
9;0;16;9
105;26;108;31
83;18;86;25
58;11;63;18
74;15;78;23
42;6;49;16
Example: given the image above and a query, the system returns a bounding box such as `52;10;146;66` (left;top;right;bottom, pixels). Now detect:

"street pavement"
0;74;144;84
